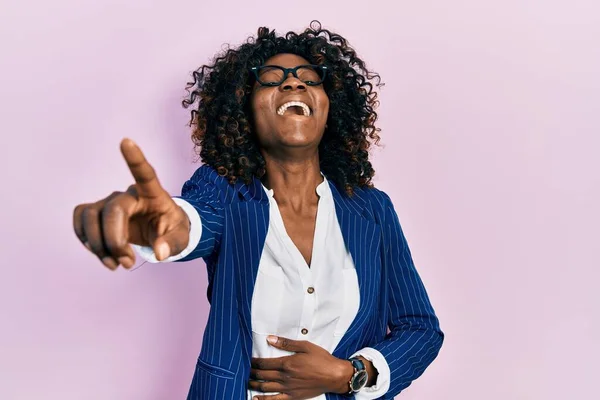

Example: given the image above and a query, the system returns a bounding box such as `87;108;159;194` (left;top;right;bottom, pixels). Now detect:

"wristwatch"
347;357;368;394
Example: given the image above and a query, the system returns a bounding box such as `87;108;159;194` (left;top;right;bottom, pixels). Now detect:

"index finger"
120;138;164;198
251;356;287;371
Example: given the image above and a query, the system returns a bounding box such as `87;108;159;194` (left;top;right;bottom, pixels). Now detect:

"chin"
278;131;320;148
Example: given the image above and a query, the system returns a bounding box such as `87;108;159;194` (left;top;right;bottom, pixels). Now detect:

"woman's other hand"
249;335;356;399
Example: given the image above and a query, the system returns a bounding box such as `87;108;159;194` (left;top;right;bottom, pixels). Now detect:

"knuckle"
104;197;124;214
103;204;129;249
103;197;117;210
81;206;98;222
73;205;86;234
126;185;138;196
282;359;292;371
73;204;84;216
275;371;285;382
138;167;157;185
104;235;126;254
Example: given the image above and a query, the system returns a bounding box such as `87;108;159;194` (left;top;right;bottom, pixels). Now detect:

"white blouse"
135;175;390;399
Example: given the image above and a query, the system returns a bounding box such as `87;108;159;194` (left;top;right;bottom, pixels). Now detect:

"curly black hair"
182;20;383;195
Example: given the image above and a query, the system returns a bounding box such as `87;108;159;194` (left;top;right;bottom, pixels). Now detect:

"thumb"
152;227;190;261
266;336;308;353
150;207;191;261
153;240;171;261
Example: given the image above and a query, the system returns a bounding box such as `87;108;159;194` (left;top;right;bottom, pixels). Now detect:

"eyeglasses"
250;64;328;87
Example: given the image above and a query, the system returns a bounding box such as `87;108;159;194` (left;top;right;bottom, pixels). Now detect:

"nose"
280;73;306;92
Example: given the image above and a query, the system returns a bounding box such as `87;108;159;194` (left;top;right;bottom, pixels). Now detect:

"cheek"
319;96;330;119
251;96;271;121
316;88;329;106
250;97;274;135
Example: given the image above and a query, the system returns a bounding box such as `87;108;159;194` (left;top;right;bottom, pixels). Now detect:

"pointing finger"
120;138;165;199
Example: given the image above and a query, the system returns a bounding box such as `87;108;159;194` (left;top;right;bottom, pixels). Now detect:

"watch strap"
347;357;368;394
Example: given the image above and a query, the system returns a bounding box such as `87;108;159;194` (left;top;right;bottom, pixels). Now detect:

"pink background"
1;1;598;399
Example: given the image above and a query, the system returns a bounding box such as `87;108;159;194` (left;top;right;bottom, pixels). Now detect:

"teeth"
276;101;311;117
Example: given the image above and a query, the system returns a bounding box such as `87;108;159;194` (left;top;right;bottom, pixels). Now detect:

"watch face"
351;370;368;391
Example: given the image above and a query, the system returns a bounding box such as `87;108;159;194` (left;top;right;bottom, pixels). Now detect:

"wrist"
174;205;191;244
331;358;355;394
176;205;191;231
356;356;378;388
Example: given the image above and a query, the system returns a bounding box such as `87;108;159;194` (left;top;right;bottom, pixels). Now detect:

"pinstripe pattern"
176;165;443;399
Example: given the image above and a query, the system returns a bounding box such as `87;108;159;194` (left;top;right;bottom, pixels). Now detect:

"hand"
249;335;354;400
73;138;191;270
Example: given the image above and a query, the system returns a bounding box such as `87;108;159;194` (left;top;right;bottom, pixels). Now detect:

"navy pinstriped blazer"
175;165;444;400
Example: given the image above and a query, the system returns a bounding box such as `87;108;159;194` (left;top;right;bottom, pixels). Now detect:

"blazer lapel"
232;177;270;350
329;183;381;356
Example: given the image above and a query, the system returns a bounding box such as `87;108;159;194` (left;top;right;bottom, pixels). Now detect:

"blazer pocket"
195;357;236;380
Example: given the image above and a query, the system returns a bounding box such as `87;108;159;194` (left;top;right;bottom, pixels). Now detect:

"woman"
73;21;443;400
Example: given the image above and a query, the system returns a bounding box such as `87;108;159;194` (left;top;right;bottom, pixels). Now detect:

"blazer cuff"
350;347;391;399
132;197;202;263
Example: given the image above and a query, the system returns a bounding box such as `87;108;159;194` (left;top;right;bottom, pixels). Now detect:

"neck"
261;151;324;208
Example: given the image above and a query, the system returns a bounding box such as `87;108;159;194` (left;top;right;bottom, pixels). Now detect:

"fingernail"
84;242;92;251
118;257;132;269
102;257;117;270
157;242;169;260
267;335;278;344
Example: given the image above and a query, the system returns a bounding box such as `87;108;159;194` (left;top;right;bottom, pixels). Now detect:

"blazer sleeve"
171;167;226;262
371;191;444;397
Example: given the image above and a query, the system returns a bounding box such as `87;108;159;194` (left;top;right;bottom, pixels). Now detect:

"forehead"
264;53;311;67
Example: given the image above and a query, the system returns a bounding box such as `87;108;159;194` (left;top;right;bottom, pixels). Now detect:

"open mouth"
276;101;312;117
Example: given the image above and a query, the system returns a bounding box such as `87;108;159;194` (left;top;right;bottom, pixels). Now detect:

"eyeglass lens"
257;66;325;85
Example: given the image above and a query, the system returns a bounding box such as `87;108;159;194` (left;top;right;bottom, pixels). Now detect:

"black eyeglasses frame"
249;64;328;87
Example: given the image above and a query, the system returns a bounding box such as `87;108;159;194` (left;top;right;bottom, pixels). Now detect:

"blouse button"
307;287;315;294
301;328;308;335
